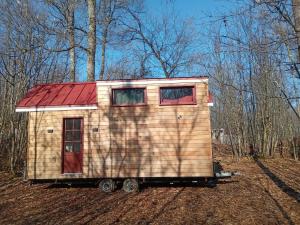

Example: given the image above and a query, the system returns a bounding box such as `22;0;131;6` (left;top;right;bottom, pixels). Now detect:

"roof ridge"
36;81;96;86
96;76;208;82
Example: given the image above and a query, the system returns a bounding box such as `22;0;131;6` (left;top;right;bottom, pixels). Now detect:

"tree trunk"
87;0;96;81
99;25;108;80
293;0;300;63
10;120;15;175
66;6;76;82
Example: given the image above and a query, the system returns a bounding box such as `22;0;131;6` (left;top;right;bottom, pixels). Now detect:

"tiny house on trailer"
16;77;214;192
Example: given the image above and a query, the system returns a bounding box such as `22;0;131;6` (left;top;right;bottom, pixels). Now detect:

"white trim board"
96;79;208;86
16;105;98;112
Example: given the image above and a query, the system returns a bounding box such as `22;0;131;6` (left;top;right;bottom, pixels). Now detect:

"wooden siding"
27;82;213;179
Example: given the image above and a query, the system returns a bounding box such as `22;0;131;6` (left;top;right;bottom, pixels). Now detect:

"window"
63;118;82;153
112;88;146;106
160;86;196;105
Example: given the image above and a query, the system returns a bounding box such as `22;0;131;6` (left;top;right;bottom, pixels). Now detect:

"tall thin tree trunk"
67;6;76;82
99;26;108;80
293;0;300;63
87;0;96;81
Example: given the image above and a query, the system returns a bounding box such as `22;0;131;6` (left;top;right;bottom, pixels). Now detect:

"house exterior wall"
27;81;213;180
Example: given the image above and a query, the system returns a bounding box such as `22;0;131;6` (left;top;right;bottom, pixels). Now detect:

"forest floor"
0;155;299;225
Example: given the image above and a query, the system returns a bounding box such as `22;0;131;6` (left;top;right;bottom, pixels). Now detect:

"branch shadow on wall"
164;107;201;177
63;84;214;184
101;100;153;178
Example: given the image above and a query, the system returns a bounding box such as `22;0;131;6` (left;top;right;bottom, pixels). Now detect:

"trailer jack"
215;171;240;179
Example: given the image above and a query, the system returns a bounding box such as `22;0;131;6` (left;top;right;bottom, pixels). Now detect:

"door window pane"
113;88;145;105
73;143;81;152
74;119;81;130
66;119;73;130
73;131;81;141
65;143;73;152
65;131;73;141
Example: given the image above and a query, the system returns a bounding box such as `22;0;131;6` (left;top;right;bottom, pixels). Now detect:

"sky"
145;0;241;18
79;0;244;81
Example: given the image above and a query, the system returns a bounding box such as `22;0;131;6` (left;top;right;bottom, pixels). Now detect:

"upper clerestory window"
160;86;196;105
112;88;146;106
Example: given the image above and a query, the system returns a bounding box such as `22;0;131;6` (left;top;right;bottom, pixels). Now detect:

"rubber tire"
99;179;116;193
122;179;139;193
207;178;217;188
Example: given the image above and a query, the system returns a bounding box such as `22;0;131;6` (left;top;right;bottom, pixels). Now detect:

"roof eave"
16;105;98;112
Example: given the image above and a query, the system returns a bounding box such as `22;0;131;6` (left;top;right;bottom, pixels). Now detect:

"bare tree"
46;0;79;82
120;3;199;78
207;2;300;159
98;0;116;80
66;2;76;81
87;0;96;81
293;0;300;62
0;0;69;173
254;0;300;78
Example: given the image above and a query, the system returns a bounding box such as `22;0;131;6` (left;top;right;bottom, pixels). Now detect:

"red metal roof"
17;82;97;108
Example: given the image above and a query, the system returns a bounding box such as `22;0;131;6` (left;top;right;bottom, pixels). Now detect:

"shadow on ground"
255;158;300;203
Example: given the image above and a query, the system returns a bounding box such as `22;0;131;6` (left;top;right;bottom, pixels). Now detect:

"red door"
62;118;83;173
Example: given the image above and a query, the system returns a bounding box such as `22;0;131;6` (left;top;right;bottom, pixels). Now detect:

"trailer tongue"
215;171;239;179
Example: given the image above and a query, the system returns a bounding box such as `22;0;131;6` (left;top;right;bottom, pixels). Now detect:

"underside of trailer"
28;165;235;192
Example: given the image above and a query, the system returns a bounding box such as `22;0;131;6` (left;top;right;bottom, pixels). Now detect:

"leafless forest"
0;0;300;224
1;0;299;174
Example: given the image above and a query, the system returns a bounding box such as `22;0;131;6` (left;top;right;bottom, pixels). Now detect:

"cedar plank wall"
27;81;213;179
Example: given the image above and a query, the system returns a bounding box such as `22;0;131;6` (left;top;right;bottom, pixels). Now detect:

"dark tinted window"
74;119;81;130
66;119;73;130
160;86;195;105
112;88;145;105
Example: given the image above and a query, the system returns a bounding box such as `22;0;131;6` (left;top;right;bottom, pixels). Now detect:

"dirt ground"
0;157;299;225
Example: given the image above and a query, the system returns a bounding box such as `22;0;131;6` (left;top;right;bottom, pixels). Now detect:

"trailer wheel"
99;179;116;193
207;178;217;188
122;179;139;193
